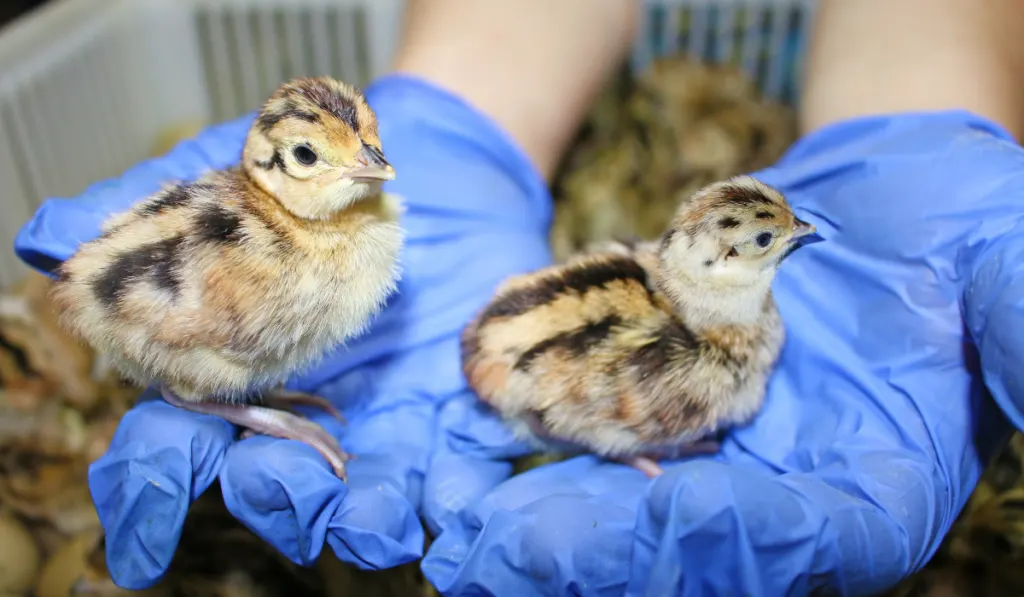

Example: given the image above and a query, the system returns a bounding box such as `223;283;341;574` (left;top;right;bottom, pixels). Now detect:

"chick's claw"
160;386;353;482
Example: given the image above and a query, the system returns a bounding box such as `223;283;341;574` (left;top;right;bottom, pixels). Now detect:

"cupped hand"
13;75;554;589
420;111;1024;596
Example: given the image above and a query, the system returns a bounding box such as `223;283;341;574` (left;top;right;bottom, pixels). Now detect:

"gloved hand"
419;110;1024;596
13;75;554;589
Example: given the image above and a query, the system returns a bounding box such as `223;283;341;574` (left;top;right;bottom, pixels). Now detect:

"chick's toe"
623;456;664;478
160;386;352;481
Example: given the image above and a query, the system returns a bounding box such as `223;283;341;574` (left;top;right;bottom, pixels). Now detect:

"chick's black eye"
755;232;774;248
292;144;318;166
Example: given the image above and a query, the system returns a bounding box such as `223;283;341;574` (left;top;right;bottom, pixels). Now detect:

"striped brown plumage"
461;175;815;476
48;76;404;481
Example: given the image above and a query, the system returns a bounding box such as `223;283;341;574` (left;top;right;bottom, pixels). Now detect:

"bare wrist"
390;0;638;181
801;0;1024;141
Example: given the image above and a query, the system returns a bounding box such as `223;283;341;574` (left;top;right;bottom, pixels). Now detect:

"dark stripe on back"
139;185;191;216
151;244;184;297
632;318;751;387
480;256;649;322
195;205;243;245
628;318;703;381
625;319;714;436
514;315;622;371
91;236;185;308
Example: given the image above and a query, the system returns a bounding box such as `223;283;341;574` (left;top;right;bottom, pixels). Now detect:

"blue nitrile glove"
13;75;553;589
420;110;1024;596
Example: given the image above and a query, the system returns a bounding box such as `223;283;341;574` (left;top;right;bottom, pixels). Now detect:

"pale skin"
391;0;1024;166
800;0;1024;142
391;0;640;182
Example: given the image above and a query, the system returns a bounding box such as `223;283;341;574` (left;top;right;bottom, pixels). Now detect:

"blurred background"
0;1;1017;596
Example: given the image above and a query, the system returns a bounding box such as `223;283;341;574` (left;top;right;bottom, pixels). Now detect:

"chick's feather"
461;250;783;458
50;169;403;402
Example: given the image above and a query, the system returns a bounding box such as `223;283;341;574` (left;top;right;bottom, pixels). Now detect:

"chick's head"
658;175;814;292
243;76;395;219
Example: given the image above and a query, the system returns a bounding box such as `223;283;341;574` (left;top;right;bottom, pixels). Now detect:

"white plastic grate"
633;0;815;105
0;0;815;289
193;0;404;123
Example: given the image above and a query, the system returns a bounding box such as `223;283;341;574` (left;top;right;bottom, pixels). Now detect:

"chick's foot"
625;456;665;478
622;440;722;478
160;386;352;482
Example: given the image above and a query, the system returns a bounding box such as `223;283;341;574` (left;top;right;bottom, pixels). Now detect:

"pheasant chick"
461;175;815;477
50;76;404;482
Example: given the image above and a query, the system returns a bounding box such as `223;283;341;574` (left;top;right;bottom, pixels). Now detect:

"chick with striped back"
460;175;815;477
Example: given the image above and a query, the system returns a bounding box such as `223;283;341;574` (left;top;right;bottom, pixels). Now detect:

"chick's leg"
622;441;722;479
160;386;352;482
625;457;665;478
260;387;347;424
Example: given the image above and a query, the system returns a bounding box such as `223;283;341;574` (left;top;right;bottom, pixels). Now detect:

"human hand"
13;75;554;589
419;110;1024;596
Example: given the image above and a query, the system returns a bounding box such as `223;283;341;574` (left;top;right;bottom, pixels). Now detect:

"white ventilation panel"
0;0;815;289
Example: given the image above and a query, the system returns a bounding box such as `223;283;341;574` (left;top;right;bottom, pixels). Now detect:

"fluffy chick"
50;77;404;481
461;175;814;477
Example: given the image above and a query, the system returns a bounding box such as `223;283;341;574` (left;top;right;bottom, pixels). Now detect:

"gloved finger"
626;459;917;596
421;452;918;597
13;114;253;274
422;411;514;537
964;218;1024;433
87;389;235;589
439;392;535;459
422;457;651;596
217;365;432;569
420;391;536;535
320;333;530;539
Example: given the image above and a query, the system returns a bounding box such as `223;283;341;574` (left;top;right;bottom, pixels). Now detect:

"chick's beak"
779;217;821;261
345;143;395;182
791;217;816;239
